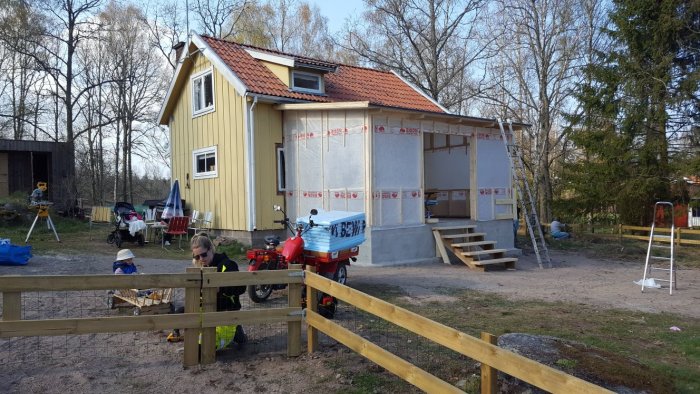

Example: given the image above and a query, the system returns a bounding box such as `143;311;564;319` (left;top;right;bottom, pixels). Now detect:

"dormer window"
192;68;215;117
291;71;323;94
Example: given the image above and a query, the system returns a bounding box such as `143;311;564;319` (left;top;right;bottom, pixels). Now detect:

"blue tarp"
0;243;32;265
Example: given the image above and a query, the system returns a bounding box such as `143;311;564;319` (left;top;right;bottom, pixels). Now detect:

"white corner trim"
245;48;295;67
191;33;247;96
390;70;451;114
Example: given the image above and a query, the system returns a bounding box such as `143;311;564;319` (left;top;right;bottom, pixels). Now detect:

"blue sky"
307;0;367;34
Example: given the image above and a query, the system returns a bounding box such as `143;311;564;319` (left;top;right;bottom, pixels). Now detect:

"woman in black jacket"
167;233;247;346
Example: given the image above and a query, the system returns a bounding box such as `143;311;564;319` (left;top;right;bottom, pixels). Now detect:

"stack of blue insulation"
297;211;366;253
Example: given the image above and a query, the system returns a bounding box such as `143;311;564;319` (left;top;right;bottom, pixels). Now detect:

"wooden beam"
202;270;303;288
0;309;302;338
305;273;611;394
0;273;200;292
200;278;217;365
433;229;451;264
184;267;205;367
0;271;304;292
288;264;302;357
306;265;318;353
307;310;463;394
480;332;498;394
0;313;201;337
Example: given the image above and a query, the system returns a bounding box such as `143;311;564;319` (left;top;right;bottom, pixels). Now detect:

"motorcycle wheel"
334;263;348;285
248;263;273;303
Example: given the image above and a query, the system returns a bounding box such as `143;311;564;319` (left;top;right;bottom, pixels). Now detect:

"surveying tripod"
25;202;61;243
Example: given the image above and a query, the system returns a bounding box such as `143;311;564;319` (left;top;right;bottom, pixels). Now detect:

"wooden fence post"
288;264;302;357
199;267;217;365
2;292;21;321
183;266;212;367
306;265;318;353
480;332;498;394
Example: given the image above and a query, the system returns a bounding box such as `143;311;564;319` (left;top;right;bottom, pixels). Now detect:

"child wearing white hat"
113;249;138;274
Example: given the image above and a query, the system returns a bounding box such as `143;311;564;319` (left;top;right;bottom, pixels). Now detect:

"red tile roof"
200;36;446;114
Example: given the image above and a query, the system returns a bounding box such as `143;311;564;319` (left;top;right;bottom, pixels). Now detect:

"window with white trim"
276;145;286;193
191;69;215;116
291;71;323;94
192;146;217;179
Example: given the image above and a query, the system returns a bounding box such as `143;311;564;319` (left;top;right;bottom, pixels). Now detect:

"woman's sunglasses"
193;250;209;260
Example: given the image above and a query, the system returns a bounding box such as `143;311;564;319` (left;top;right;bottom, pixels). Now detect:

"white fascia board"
245;48;295;67
190;33;247;95
390;70;451;114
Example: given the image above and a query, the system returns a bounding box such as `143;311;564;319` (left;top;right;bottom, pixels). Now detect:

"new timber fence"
1;265;610;393
619;225;700;246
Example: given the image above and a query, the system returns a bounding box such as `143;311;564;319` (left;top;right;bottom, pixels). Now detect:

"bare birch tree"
477;0;607;220
342;0;489;112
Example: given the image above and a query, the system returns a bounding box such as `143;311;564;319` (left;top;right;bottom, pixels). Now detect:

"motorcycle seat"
264;235;281;247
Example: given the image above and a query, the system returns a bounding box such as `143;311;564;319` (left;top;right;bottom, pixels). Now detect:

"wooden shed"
0;139;74;209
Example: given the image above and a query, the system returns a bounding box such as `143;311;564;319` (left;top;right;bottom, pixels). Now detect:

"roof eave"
158;32;249;125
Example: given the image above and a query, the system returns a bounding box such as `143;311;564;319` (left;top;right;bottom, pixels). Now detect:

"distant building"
0;139;74;209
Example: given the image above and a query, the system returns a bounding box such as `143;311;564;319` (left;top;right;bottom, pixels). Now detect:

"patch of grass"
555;358;577;369
0;217;248;262
360;288;700;393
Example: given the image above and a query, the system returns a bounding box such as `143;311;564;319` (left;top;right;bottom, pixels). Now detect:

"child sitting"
113;249;138;274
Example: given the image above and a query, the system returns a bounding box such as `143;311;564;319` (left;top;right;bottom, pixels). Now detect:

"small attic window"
192;68;215;117
291;71;323;94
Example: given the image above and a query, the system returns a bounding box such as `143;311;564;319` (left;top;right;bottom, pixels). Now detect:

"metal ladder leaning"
497;118;552;269
641;201;677;295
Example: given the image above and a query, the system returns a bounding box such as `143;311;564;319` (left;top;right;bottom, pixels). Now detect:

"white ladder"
497;119;552;269
641;201;677;295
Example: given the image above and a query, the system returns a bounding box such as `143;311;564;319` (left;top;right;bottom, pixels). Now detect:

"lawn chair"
143;207;158;243
89;206;113;240
187;210;200;238
190;211;213;235
163;216;189;250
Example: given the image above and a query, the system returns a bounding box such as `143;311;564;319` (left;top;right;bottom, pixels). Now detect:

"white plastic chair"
143;207;158;242
191;211;213;235
187;210;200;238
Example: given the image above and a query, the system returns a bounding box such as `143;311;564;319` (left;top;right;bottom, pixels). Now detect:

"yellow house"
159;33;523;267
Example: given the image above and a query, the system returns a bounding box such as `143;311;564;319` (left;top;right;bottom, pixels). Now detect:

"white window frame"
191;67;215;117
192;145;218;179
276;145;286;192
291;71;323;94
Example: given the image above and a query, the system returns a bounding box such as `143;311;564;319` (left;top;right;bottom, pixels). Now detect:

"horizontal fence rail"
304;270;611;394
619;225;700;245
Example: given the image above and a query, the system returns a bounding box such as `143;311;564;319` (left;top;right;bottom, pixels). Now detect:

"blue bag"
0;243;32;265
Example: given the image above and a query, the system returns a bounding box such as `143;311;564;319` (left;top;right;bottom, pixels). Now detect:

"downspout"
245;95;259;231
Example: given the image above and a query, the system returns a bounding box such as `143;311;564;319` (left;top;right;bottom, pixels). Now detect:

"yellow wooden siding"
169;53;248;231
261;61;290;87
254;103;284;229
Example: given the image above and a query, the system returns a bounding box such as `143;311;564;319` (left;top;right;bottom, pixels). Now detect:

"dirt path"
350;250;700;318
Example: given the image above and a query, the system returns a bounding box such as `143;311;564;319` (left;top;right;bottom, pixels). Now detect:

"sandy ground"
0;249;698;393
351;250;700;318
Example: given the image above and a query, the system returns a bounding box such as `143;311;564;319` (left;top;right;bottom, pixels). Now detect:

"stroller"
107;202;146;248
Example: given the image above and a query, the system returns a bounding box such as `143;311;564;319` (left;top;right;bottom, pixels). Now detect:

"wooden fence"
0;266;305;366
619;225;700;246
304;267;610;394
0;265;610;393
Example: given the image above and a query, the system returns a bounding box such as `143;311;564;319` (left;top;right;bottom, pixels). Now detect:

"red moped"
246;206;358;318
